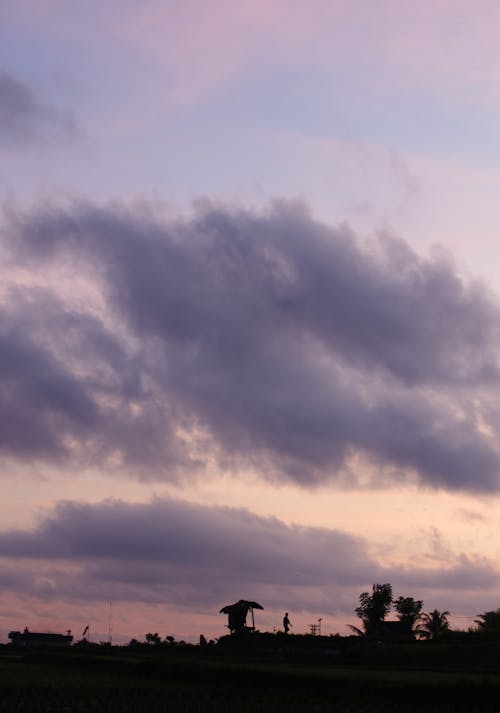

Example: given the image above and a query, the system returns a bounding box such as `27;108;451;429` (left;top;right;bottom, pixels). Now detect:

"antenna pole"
107;601;113;645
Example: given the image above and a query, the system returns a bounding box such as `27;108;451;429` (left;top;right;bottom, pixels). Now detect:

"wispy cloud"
0;69;76;144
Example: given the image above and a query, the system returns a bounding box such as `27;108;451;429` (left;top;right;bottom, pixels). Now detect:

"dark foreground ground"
3;633;500;712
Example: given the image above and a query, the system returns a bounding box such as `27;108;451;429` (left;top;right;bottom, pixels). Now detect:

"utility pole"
107;601;113;645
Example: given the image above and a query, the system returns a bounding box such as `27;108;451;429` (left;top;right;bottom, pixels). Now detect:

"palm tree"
418;609;450;640
474;609;500;631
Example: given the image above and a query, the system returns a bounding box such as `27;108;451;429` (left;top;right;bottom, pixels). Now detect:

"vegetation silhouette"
350;582;393;636
475;608;500;631
11;589;500;712
394;596;423;632
9;623;500;712
418;609;450;640
349;584;448;641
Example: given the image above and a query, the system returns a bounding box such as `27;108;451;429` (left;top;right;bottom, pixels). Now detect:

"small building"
8;628;73;648
219;599;264;634
378;620;414;640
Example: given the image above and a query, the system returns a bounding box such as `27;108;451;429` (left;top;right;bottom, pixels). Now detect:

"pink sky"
1;1;500;643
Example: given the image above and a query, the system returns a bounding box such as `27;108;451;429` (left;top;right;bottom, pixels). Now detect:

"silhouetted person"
283;612;292;634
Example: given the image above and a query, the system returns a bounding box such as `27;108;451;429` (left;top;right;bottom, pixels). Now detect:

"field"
2;635;500;712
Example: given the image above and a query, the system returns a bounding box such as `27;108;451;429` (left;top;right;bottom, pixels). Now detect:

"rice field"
1;643;500;712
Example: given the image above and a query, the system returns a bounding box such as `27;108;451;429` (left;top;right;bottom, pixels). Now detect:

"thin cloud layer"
0;69;76;143
3;199;500;491
0;498;495;615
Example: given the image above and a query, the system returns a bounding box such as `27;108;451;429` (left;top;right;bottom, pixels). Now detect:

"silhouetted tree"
353;583;393;635
418;609;450;640
145;632;162;645
475;609;500;631
394;596;423;632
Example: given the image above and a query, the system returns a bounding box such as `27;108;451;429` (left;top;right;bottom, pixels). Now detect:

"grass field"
2;637;500;711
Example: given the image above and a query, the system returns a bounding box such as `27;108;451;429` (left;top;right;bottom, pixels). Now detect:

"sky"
1;0;500;643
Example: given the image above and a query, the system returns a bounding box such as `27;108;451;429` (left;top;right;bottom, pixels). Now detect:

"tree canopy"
354;583;393;635
352;585;445;639
394;596;423;630
475;609;500;631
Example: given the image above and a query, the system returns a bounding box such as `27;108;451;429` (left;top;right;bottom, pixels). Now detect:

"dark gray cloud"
0;69;76;143
0;288;198;473
3;199;500;490
0;498;496;616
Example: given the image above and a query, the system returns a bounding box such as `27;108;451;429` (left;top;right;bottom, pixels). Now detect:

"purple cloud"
0;289;194;473
0;69;76;143
0;498;496;616
3;200;500;491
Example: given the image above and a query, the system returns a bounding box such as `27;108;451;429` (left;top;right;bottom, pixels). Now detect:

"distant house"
378;620;414;640
8;628;73;648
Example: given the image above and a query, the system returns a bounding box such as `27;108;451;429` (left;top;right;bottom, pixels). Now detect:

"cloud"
0;287;196;474
0;498;496;616
3;199;500;491
0;498;374;612
0;69;76;144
